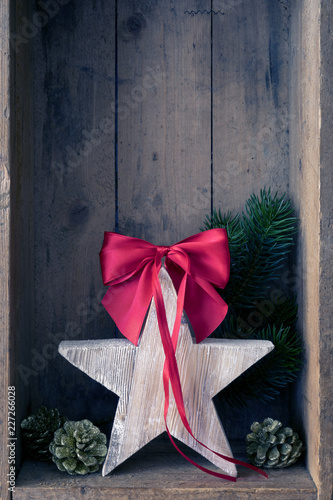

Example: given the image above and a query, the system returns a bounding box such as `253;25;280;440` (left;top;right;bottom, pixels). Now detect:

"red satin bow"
100;229;268;481
100;228;230;345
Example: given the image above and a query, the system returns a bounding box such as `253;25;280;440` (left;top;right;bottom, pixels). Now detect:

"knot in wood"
69;202;89;226
125;14;145;36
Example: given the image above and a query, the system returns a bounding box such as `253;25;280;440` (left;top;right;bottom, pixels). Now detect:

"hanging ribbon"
100;229;268;481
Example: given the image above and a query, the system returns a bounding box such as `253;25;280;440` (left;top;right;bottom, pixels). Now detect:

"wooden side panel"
289;0;321;495
32;1;116;421
117;0;211;244
289;0;333;498
11;0;35;478
212;0;290;213
0;3;11;498
318;1;333;497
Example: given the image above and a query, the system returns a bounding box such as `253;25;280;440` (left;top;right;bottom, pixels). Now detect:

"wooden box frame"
0;1;332;498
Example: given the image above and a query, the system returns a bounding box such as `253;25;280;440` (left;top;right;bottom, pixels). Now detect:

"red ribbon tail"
153;265;268;481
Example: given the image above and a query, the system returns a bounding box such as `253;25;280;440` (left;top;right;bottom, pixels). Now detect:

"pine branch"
260;296;298;329
220;325;303;408
228;188;298;309
202;188;302;407
204;188;298;310
202;211;246;283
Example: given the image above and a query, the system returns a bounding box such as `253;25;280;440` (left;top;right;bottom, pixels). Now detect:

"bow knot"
156;245;170;255
156;245;171;264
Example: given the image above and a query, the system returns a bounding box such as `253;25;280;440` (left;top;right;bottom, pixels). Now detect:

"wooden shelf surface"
14;438;317;500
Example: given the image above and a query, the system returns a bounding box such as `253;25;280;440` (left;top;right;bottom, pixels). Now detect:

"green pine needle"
202;188;302;407
221;325;303;408
204;188;298;309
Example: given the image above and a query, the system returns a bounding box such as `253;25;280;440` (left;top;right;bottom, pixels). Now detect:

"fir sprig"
221;325;303;408
202;188;302;407
202;211;247;284
204;188;298;309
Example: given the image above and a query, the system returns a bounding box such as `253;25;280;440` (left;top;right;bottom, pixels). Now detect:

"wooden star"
59;267;274;477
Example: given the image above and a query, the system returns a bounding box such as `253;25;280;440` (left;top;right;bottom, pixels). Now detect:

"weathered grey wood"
32;1;116;419
289;1;333;499
11;0;36;476
0;2;11;498
318;2;333;498
289;0;321;492
14;442;317;500
208;0;292;442
59;268;274;477
117;0;212;243
212;0;290;213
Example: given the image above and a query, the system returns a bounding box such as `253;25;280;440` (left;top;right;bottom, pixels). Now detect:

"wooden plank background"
27;0;292;440
212;0;290;209
118;0;211;242
32;1;117;426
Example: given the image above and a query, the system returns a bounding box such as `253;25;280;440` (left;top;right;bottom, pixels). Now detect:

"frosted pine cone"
49;419;107;475
246;417;303;468
21;406;67;461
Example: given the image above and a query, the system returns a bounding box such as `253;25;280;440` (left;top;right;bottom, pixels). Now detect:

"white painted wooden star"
59;267;274;477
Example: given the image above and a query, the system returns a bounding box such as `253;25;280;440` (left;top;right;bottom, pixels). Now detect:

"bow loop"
100;233;158;286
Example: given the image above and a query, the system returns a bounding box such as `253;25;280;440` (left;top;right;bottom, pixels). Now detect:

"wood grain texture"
212;0;290;213
318;2;333;498
117;0;212;243
14;445;317;500
11;0;35;474
211;0;293;441
32;1;117;420
289;1;331;499
0;2;11;499
59;268;274;477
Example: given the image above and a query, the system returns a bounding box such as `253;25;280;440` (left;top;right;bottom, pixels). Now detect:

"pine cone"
20;406;67;461
246;418;303;468
49;419;108;475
